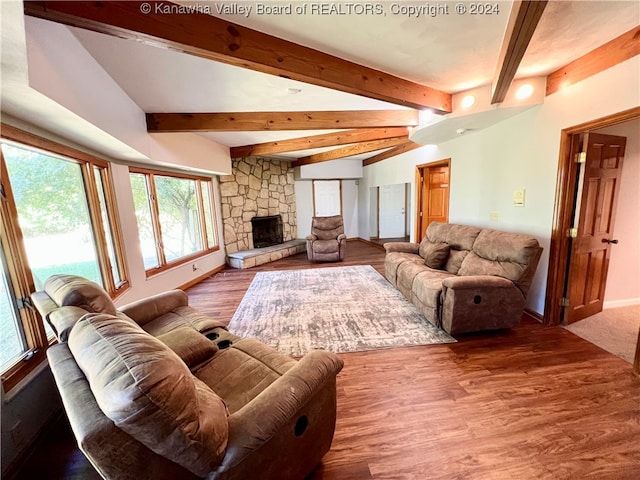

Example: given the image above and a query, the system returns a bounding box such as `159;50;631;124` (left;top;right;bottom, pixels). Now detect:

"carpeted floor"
228;265;455;357
564;304;640;363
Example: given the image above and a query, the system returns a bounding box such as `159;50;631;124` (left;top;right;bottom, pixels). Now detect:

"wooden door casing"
416;160;450;242
565;133;626;324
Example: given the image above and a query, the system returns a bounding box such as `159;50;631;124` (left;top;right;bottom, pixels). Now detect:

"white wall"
595;120;640;307
358;57;640;315
295;158;361;238
296;158;363;179
25;17;232;175
295;179;359;238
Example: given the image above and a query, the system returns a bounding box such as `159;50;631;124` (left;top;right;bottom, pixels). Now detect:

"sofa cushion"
444;250;469;275
47;306;88;342
411;270;456;309
422;242;450;269
312;239;340;254
472;229;542;266
68;313;228;477
458;252;527;283
195;338;296;414
157;327;218;368
426;222;481;251
458;229;541;283
311;215;344;240
44;274;117;315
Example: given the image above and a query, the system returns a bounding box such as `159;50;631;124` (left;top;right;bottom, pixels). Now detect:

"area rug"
228;265;456;357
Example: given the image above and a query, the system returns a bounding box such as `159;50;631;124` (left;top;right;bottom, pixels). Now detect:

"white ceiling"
2;0;639;163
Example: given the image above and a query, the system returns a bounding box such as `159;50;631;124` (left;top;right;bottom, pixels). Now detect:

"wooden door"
416;162;450;242
565;133;626;324
426;166;449;225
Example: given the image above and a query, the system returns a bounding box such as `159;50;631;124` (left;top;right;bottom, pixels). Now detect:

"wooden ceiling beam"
146;110;419;132
546;26;640;96
24;1;452;113
362;142;422;166
292;136;409;167
491;0;548;104
231;127;410;158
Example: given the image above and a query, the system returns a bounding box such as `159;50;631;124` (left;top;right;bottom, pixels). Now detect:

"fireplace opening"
251;215;284;248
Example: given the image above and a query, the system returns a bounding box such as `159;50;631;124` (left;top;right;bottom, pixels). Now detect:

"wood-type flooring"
12;240;640;479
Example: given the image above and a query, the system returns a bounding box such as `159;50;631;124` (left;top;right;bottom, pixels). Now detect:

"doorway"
369;183;410;244
544;107;639;327
415;159;450;242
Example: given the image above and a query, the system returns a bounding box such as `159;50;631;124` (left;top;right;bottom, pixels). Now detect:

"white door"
379;183;406;238
313;180;341;217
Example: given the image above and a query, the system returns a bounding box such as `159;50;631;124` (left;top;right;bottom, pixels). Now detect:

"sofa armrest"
222;350;343;469
442;275;515;290
305;234;318;241
337;233;347;242
384;242;420;254
119;290;189;326
440;275;525;334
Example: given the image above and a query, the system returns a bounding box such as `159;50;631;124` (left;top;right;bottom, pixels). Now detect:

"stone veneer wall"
219;157;297;254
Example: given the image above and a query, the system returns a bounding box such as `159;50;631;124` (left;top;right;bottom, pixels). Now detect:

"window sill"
2;357;49;402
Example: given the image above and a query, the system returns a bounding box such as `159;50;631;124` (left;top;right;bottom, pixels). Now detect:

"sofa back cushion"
311;215;344;240
44;274;117;315
68;313;228;477
423;222;482;274
459;229;542;291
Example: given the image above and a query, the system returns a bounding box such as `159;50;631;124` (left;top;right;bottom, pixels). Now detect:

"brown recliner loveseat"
32;275;343;480
306;215;346;262
384;222;542;335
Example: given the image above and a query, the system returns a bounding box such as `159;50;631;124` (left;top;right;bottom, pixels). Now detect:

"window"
130;168;218;275
313;180;342;216
1;125;128;390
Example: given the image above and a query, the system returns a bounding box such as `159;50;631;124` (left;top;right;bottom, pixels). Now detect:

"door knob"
602;239;619;244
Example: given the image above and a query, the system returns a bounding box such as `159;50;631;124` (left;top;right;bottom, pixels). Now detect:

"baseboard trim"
179;264;226;290
603;298;640;309
524;308;544;323
357;237;386;250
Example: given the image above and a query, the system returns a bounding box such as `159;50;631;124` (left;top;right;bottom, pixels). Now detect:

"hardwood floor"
12;240;640;479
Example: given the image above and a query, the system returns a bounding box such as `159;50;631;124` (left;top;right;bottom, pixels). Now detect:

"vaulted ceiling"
2;1;639;166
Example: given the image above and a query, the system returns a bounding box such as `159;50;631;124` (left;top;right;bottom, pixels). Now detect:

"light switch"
513;189;526;207
489;211;500;221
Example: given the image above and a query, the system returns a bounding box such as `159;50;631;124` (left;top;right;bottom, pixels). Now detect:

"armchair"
306;215;347;262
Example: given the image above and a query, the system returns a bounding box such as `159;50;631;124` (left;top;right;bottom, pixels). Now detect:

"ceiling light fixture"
515;84;534;100
287;88;302;95
460;94;476;110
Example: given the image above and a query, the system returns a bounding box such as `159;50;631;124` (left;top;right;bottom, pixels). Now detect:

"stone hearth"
219;157;298;259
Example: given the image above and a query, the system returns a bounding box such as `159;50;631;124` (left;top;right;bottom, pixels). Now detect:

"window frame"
0;124;129;391
129;166;219;277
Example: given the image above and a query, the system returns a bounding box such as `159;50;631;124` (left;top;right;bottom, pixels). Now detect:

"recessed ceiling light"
287;88;302;95
516;84;534;100
461;94;476;109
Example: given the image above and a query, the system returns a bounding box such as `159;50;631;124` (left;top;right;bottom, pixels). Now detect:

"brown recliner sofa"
306;215;346;262
384;222;542;335
32;275;343;480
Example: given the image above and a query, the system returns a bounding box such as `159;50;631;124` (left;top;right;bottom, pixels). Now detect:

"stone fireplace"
219;157;297;255
251;214;284;248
